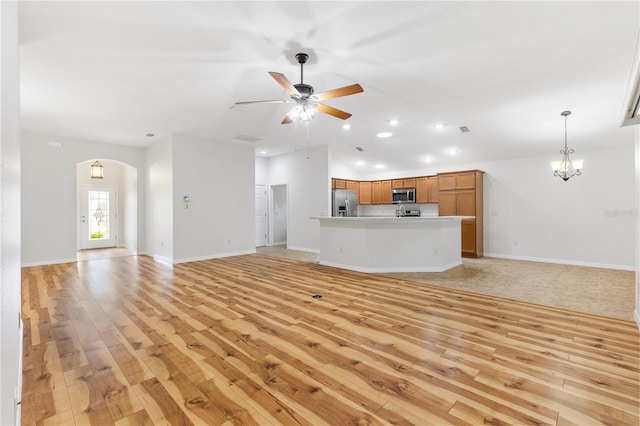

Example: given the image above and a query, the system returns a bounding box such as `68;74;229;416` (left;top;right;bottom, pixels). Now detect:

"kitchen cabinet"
393;178;416;188
359;181;372;205
334;179;346;190
438;170;484;258
428;176;439;203
346;180;359;204
381;180;392;204
416;177;429;203
371;181;382;204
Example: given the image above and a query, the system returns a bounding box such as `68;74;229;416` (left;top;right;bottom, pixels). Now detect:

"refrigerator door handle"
345;199;350;217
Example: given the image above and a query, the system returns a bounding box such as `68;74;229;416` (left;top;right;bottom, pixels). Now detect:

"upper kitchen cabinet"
359;181;372;205
428;176;439;203
381;180;392;204
416;177;429;203
437;170;484;258
371;181;381;204
334;179;346;190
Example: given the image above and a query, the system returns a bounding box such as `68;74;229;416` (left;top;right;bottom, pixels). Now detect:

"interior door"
80;185;117;249
255;184;267;247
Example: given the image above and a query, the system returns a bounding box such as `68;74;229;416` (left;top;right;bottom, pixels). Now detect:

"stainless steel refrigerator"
332;190;358;217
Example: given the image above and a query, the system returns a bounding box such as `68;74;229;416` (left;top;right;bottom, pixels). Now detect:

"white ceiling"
18;1;640;175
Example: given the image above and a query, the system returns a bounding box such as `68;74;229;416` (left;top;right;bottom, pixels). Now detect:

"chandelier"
551;111;583;182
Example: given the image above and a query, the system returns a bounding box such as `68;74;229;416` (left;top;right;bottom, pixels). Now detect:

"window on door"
88;190;110;240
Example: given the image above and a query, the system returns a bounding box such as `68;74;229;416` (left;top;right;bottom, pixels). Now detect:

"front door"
80;185;117;249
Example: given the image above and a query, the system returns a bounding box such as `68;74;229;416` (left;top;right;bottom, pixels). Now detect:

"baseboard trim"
21;257;77;267
286;246;320;254
483;253;635;271
172;249;256;265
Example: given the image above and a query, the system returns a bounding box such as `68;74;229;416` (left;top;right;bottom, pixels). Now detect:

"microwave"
392;188;416;204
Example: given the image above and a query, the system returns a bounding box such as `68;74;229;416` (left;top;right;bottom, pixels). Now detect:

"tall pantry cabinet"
437;170;484;258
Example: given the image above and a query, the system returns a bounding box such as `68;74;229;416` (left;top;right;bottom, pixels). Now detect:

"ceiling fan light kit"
236;53;363;124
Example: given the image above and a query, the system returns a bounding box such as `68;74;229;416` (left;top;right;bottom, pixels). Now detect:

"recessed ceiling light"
343;124;351;130
355;146;364;152
424;156;433;163
434;123;444;130
376;132;392;138
389;119;398;126
448;148;458;155
355;160;365;166
259;150;267;155
374;163;385;169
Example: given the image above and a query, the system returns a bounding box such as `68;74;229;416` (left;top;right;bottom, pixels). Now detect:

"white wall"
1;2;22;423
255;156;268;184
171;134;255;262
343;144;636;270
145;137;173;263
268;145;330;252
21;133;147;266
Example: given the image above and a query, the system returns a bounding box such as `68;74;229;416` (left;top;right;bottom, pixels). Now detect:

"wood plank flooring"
21;254;639;425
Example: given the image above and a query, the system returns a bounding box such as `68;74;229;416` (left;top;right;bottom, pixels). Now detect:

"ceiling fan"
235;53;364;124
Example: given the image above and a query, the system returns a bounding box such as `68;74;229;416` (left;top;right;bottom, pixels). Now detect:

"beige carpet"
256;245;635;321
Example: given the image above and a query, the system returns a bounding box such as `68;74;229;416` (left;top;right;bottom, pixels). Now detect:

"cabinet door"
439;173;456;191
461;219;476;256
392;179;404;189
331;178;336;190
403;178;416;188
334;179;346;189
428;176;439;203
371;181;382;204
456;189;476;216
346;181;359;191
456;171;476;189
381;181;392;204
438;191;457;216
359;181;372;205
415;177;429;203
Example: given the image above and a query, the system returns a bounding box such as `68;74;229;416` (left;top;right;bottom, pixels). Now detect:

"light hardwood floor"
22;254;639;425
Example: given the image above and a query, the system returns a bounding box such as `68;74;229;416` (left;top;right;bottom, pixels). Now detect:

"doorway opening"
270;184;288;247
76;159;138;261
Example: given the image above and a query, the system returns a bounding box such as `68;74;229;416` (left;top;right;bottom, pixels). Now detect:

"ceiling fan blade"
316;103;352;120
269;72;300;97
234;99;290;105
313;84;363;101
281;115;293;125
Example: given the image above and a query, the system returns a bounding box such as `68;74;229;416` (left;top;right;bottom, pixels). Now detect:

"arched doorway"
76;159;138;261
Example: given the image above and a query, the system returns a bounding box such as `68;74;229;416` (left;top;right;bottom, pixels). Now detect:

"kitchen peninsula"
313;216;473;273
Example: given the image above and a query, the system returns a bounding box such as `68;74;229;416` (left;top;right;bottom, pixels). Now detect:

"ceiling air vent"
459;126;470;133
356;146;364;152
